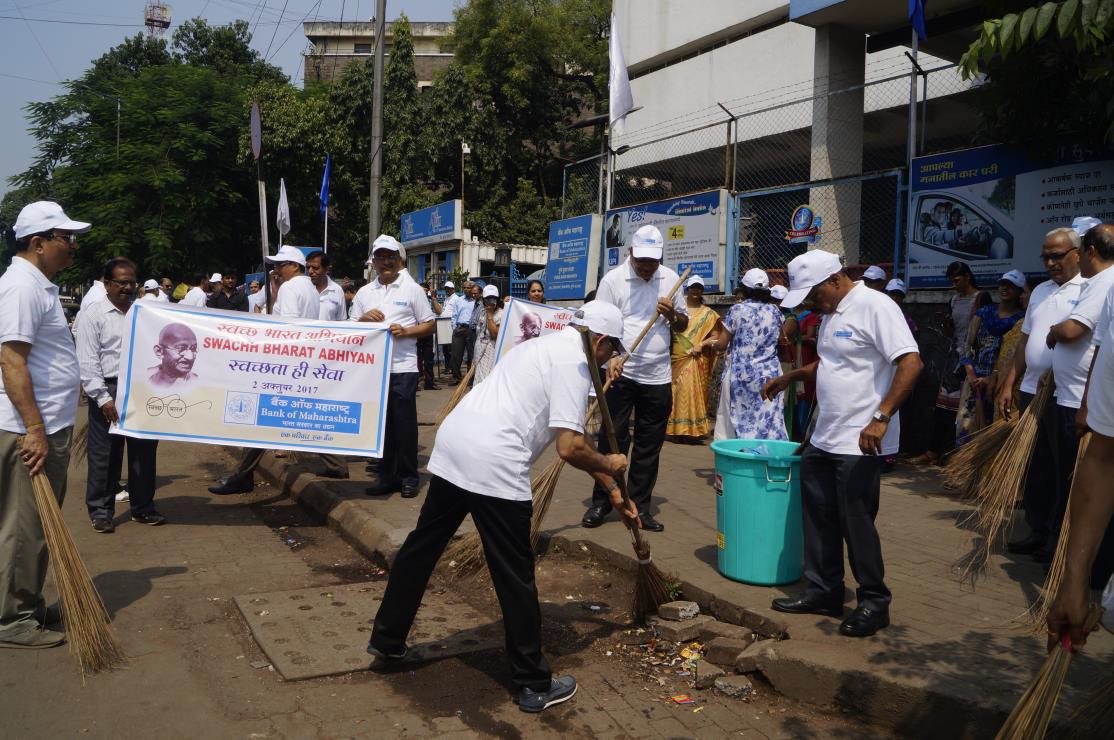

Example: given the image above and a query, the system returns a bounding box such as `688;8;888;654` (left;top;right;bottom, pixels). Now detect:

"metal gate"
726;170;904;281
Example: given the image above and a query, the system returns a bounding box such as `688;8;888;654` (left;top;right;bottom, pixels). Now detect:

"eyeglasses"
162;343;197;354
107;279;137;288
1041;247;1077;263
47;232;78;245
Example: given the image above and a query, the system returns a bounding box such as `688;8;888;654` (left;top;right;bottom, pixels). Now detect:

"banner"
114;302;393;456
908;144;1114;288
604;189;728;291
544;214;602;301
491;298;576;365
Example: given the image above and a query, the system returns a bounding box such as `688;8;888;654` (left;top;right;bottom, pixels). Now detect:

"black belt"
104;377;118;383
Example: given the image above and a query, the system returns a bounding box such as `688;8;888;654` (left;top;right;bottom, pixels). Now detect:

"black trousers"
224;448;265;488
371;476;550;691
85;382;158;520
380;372;419;487
450;327;473;380
800;446;891;611
591;377;672;512
1018;391;1063;540
417;336;437;388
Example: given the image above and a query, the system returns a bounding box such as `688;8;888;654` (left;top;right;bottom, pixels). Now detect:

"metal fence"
562;61;984;279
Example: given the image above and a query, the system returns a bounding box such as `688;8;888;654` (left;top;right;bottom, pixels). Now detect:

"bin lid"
710;439;800;463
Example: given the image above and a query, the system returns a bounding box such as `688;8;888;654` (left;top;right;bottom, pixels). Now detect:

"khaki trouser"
0;426;72;638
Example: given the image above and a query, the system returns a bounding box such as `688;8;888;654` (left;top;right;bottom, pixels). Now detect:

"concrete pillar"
808;24;865;262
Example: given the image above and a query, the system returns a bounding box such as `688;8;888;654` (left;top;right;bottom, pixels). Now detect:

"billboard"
400;200;462;247
908;144;1113;288
604;189;728;292
543;214;601;301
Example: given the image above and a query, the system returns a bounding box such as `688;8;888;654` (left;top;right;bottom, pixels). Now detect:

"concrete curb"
255;456;1019;737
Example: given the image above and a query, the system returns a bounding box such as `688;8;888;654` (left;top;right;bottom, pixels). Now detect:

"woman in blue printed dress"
711;269;788;441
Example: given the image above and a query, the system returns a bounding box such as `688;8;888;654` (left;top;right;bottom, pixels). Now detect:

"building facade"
302;20;454;86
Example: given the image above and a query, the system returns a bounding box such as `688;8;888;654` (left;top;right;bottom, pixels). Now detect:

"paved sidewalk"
255;385;1113;737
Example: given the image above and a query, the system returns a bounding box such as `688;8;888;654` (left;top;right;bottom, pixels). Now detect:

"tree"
959;0;1114;147
172;18;286;83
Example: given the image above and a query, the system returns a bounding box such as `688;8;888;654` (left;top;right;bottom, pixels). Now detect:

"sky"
0;0;458;200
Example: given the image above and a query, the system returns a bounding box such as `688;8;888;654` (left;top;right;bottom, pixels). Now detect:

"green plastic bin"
709;439;803;586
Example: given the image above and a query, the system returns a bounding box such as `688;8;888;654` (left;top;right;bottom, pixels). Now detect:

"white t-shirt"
318;279;347;321
0;256;81;434
1022;274;1084;396
348;274;435;374
247;290;266;313
157;290;170;303
428;327;591;500
272;274;320;319
139;291;160;302
595;259;688;385
180;286;208;308
1054;267;1114;408
1087;289;1114;436
812;282;919;456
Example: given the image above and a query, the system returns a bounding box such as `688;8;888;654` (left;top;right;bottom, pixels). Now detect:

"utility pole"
368;0;387;257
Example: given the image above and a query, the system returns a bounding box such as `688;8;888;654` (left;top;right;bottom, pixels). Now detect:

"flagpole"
903;25;920;282
324;208;329;254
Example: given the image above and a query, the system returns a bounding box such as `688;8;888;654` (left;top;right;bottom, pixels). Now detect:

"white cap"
630;225;664;260
770;285;788;301
885;278;907;294
14;200;91;240
1000;269;1026;289
265;244;307;266
368;234;406;261
781;249;842;309
741;268;769;289
444;280;455;289
1072;216;1102;237
685;275;704;289
863;265;887;281
570;300;626;352
143;279;159;291
209;273;222;283
482;284;499;298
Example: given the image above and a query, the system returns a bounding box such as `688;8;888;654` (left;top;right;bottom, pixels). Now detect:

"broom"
1022;433;1092;631
994;603;1103;740
30;471;126;675
957;371;1054;582
579;325;672;619
943;416;1017;498
72;420;89;464
443;268;692;575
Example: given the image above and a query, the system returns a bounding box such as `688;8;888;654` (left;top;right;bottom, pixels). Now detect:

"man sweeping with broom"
367;302;637;712
0;201;89;649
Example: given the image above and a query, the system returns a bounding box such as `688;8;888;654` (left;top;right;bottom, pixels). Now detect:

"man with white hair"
996;227;1085;559
0;201;89;649
582;224;688;532
351;235;436;499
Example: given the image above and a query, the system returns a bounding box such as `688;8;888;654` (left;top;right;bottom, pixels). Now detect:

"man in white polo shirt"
996;227;1085;557
179;273;210;308
351;235;435;498
762;249;922;637
582;224;687;533
140;278;162;302
306;250;347;322
368;302;635;712
0;200;88;649
208;245;319;495
862;265;887;291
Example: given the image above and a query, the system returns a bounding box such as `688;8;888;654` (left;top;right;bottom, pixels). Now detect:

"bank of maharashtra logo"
225;391;259;425
402;214;415;239
429;207;442;232
786;205;822;244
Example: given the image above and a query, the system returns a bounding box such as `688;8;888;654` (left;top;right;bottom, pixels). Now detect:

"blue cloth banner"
319;154;331;217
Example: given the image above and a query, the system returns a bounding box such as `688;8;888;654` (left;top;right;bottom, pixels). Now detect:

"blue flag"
319;154;331;217
909;0;927;41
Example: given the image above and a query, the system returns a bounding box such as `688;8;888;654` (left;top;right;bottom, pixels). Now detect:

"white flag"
276;177;291;245
608;11;634;137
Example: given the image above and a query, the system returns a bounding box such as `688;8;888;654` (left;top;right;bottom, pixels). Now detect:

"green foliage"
959;0;1114;147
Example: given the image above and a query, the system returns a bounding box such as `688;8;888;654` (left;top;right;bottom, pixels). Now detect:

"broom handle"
579;328;646;552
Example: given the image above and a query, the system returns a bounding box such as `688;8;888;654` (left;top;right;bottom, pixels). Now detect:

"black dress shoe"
839;606;890;637
208;480;253;495
400;482;419;498
133;511;167;526
1007;532;1046;555
91;518;115;534
425;384;440;391
771;594;843;617
366;479;402;496
581;505;611;528
638;513;664;532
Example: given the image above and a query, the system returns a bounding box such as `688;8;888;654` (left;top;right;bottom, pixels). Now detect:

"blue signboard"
543;214;600;301
400;200;462;247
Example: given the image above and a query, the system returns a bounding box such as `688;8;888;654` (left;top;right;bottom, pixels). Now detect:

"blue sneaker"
517;676;577;713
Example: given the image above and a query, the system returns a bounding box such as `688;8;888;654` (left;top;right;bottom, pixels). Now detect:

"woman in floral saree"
665;276;723;441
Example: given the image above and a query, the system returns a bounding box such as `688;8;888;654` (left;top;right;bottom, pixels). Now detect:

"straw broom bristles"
1021;433;1091;631
1060;661;1114;739
994;604;1103;740
943;417;1017;498
71;420;89;464
30;471;125;675
957;372;1054;582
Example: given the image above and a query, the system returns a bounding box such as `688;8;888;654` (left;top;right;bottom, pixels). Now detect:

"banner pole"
324;208;329;254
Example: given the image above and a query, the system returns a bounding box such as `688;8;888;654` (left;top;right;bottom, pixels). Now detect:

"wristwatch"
872;410;891;423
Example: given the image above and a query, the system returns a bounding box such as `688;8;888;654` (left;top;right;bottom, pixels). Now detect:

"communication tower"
144;2;172;38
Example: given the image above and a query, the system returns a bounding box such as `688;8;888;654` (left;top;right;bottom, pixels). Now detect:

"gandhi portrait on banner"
149;322;200;388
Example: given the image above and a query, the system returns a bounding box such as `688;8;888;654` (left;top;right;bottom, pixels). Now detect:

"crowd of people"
2;199;1112;712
